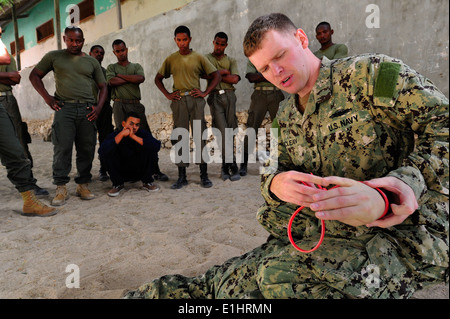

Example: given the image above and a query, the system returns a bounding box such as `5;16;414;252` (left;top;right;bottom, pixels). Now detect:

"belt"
254;86;279;91
114;98;141;103
60;99;90;104
0;91;13;96
175;90;193;96
213;89;234;95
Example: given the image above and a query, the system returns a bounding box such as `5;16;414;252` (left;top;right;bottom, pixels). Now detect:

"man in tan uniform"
240;60;285;176
155;25;221;189
204;32;241;181
106;39;167;182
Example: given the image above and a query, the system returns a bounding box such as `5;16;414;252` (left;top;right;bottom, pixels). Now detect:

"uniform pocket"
319;111;389;179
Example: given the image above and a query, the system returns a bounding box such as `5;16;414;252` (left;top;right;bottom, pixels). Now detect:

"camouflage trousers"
124;201;448;299
124;236;446;299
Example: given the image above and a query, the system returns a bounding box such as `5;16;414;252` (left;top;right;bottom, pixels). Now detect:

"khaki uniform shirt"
205;53;239;90
106;62;144;100
35;50;105;103
158;50;216;92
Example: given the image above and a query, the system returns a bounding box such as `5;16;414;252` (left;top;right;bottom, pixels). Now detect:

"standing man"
89;44;114;182
204;32;241;182
240;59;285;176
106;39;167;182
29;26;107;206
125;13;448;299
0;29;56;217
155;25;221;189
99;112;161;197
313;21;348;60
0;30;48;196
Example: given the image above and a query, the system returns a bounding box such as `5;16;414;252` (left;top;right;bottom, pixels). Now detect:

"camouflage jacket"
258;54;448;273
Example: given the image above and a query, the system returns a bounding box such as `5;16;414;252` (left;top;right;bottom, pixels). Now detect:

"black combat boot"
229;162;241;181
153;162;169;181
221;161;230;181
171;167;188;189
199;164;213;188
239;153;248;176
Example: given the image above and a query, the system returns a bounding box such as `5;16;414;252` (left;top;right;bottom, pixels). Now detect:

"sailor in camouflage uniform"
124;13;448;299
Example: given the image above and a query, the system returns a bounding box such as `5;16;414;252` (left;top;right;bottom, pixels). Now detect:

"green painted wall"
2;0;114;51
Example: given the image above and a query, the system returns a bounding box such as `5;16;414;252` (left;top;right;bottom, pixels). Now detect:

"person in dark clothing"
89;44;114;181
98;112;161;197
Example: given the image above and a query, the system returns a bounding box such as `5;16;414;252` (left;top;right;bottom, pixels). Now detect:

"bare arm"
0;71;21;85
154;72;180;101
203;69;239;85
191;70;222;98
29;67;61;111
246;72;267;83
87;82;107;121
114;127;143;146
108;74;145;86
222;74;240;85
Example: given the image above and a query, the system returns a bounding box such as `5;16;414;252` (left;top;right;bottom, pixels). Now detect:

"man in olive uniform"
106;39;167;182
240;59;285;176
125;14;448;299
313;21;348;60
204;32;241;182
0;40;48;196
0;30;56;217
155;25;221;189
29;26;107;206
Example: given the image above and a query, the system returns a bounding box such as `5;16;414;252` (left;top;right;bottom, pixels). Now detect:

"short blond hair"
243;13;297;57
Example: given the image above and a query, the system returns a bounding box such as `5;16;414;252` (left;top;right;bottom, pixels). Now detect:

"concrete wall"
14;0;449;120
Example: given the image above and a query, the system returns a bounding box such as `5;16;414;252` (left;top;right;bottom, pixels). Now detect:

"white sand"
0;137;268;298
0;137;447;299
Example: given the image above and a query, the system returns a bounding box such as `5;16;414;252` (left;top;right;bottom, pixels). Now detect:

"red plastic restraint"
287;182;389;253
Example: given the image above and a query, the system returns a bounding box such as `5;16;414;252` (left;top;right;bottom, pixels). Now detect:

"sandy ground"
0;137;448;299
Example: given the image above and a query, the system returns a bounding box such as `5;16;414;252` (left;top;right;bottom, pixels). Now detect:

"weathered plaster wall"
13;0;449;120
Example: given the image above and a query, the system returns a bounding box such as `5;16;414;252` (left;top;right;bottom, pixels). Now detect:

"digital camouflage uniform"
125;54;448;299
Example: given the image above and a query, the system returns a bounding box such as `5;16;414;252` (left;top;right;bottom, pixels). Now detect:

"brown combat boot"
76;183;95;200
52;185;69;206
21;190;58;217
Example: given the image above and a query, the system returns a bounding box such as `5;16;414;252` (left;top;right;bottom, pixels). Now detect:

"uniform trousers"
0;94;33;166
0;102;36;192
101;145;157;186
244;89;285;160
207;90;238;164
170;95;208;167
112;100;150;132
96;102;114;147
51;102;97;185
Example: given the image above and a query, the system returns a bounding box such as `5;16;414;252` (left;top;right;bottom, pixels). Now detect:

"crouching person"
99;112;161;197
